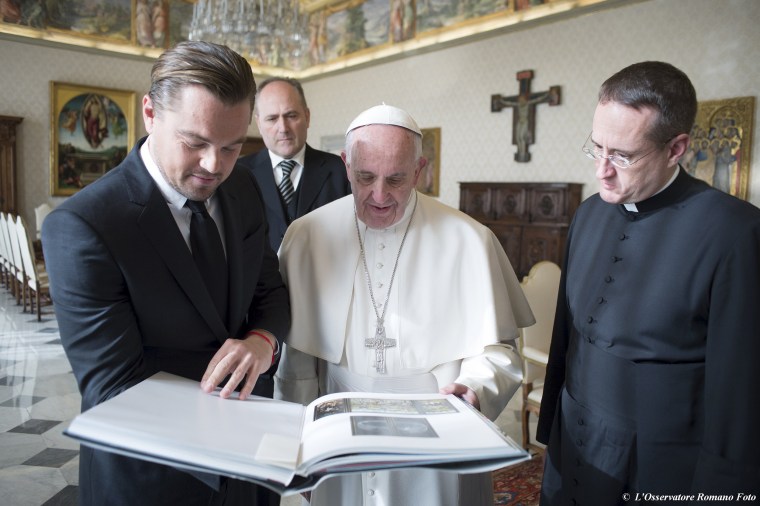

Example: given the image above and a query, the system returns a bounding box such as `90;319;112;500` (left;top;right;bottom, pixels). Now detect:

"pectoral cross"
365;323;396;374
491;69;561;163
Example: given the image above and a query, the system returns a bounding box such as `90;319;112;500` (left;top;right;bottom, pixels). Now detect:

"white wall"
1;0;759;225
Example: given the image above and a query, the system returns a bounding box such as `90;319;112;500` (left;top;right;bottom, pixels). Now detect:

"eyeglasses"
581;132;669;170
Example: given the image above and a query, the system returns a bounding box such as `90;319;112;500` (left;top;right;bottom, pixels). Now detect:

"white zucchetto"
346;103;422;136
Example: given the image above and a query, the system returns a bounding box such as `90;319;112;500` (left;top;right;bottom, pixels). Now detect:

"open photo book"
64;372;530;495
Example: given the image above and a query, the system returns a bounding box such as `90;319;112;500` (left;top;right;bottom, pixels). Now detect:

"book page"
65;372;305;485
298;391;520;474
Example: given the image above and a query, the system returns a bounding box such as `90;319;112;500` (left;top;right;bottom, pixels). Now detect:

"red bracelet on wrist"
247;330;276;365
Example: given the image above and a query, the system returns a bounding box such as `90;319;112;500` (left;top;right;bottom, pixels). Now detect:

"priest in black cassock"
538;61;760;504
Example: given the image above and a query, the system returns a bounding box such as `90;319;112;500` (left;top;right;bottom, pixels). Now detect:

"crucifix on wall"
491;70;561;163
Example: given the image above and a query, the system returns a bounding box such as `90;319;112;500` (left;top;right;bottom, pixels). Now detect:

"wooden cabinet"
459;182;582;279
0;115;23;215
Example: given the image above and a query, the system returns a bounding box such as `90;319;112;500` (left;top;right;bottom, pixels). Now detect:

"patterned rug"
493;453;544;505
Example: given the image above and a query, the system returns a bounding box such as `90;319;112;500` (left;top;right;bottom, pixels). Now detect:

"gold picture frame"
50;82;136;197
417;127;441;197
682;96;755;200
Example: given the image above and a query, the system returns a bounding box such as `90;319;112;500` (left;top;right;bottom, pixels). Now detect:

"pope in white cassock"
274;104;535;506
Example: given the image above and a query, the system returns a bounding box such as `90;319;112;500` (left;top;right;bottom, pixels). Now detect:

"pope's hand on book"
439;383;480;411
200;335;273;400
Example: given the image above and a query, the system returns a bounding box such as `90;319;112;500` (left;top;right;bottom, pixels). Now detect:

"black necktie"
185;199;228;322
278;160;296;205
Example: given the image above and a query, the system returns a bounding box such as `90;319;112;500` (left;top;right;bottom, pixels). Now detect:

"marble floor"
0;287;539;506
0;290;79;506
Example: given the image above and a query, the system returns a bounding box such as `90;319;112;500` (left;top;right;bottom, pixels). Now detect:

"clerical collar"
622;166;680;213
357;191;418;232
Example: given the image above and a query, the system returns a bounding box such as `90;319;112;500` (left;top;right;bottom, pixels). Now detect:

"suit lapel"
125;146;229;341
297;145;331;215
252;152;288;227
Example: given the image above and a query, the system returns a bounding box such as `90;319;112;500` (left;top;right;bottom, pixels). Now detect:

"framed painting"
134;0;169;48
416;0;510;35
50;82;136;197
681;96;755;200
47;0;132;43
417;127;441;196
321;0;391;64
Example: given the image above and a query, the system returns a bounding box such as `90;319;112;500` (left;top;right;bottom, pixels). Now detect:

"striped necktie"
278;160;296;205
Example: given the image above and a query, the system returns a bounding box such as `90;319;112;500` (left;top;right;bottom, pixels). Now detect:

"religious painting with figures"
50;82;136;197
680;96;754;200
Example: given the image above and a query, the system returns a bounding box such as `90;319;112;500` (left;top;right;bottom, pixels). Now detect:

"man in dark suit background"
42;41;289;506
239;77;351;251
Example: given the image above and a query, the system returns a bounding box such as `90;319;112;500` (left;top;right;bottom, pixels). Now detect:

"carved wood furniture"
459;182;582;279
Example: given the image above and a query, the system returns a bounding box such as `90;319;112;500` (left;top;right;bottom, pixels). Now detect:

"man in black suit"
42;41;289;506
239;77;351;251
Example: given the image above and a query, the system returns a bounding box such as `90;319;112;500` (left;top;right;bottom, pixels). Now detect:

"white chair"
3;214;19;299
2;213;20;297
518;260;561;452
0;212;11;289
15;215;50;321
5;214;26;306
34;203;53;240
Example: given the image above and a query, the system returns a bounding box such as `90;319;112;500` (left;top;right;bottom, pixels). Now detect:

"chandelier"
189;0;310;71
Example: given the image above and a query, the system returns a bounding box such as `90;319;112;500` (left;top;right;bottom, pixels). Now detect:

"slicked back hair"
149;41;256;116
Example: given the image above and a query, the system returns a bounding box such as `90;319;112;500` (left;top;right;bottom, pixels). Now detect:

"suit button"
605;275;613;283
